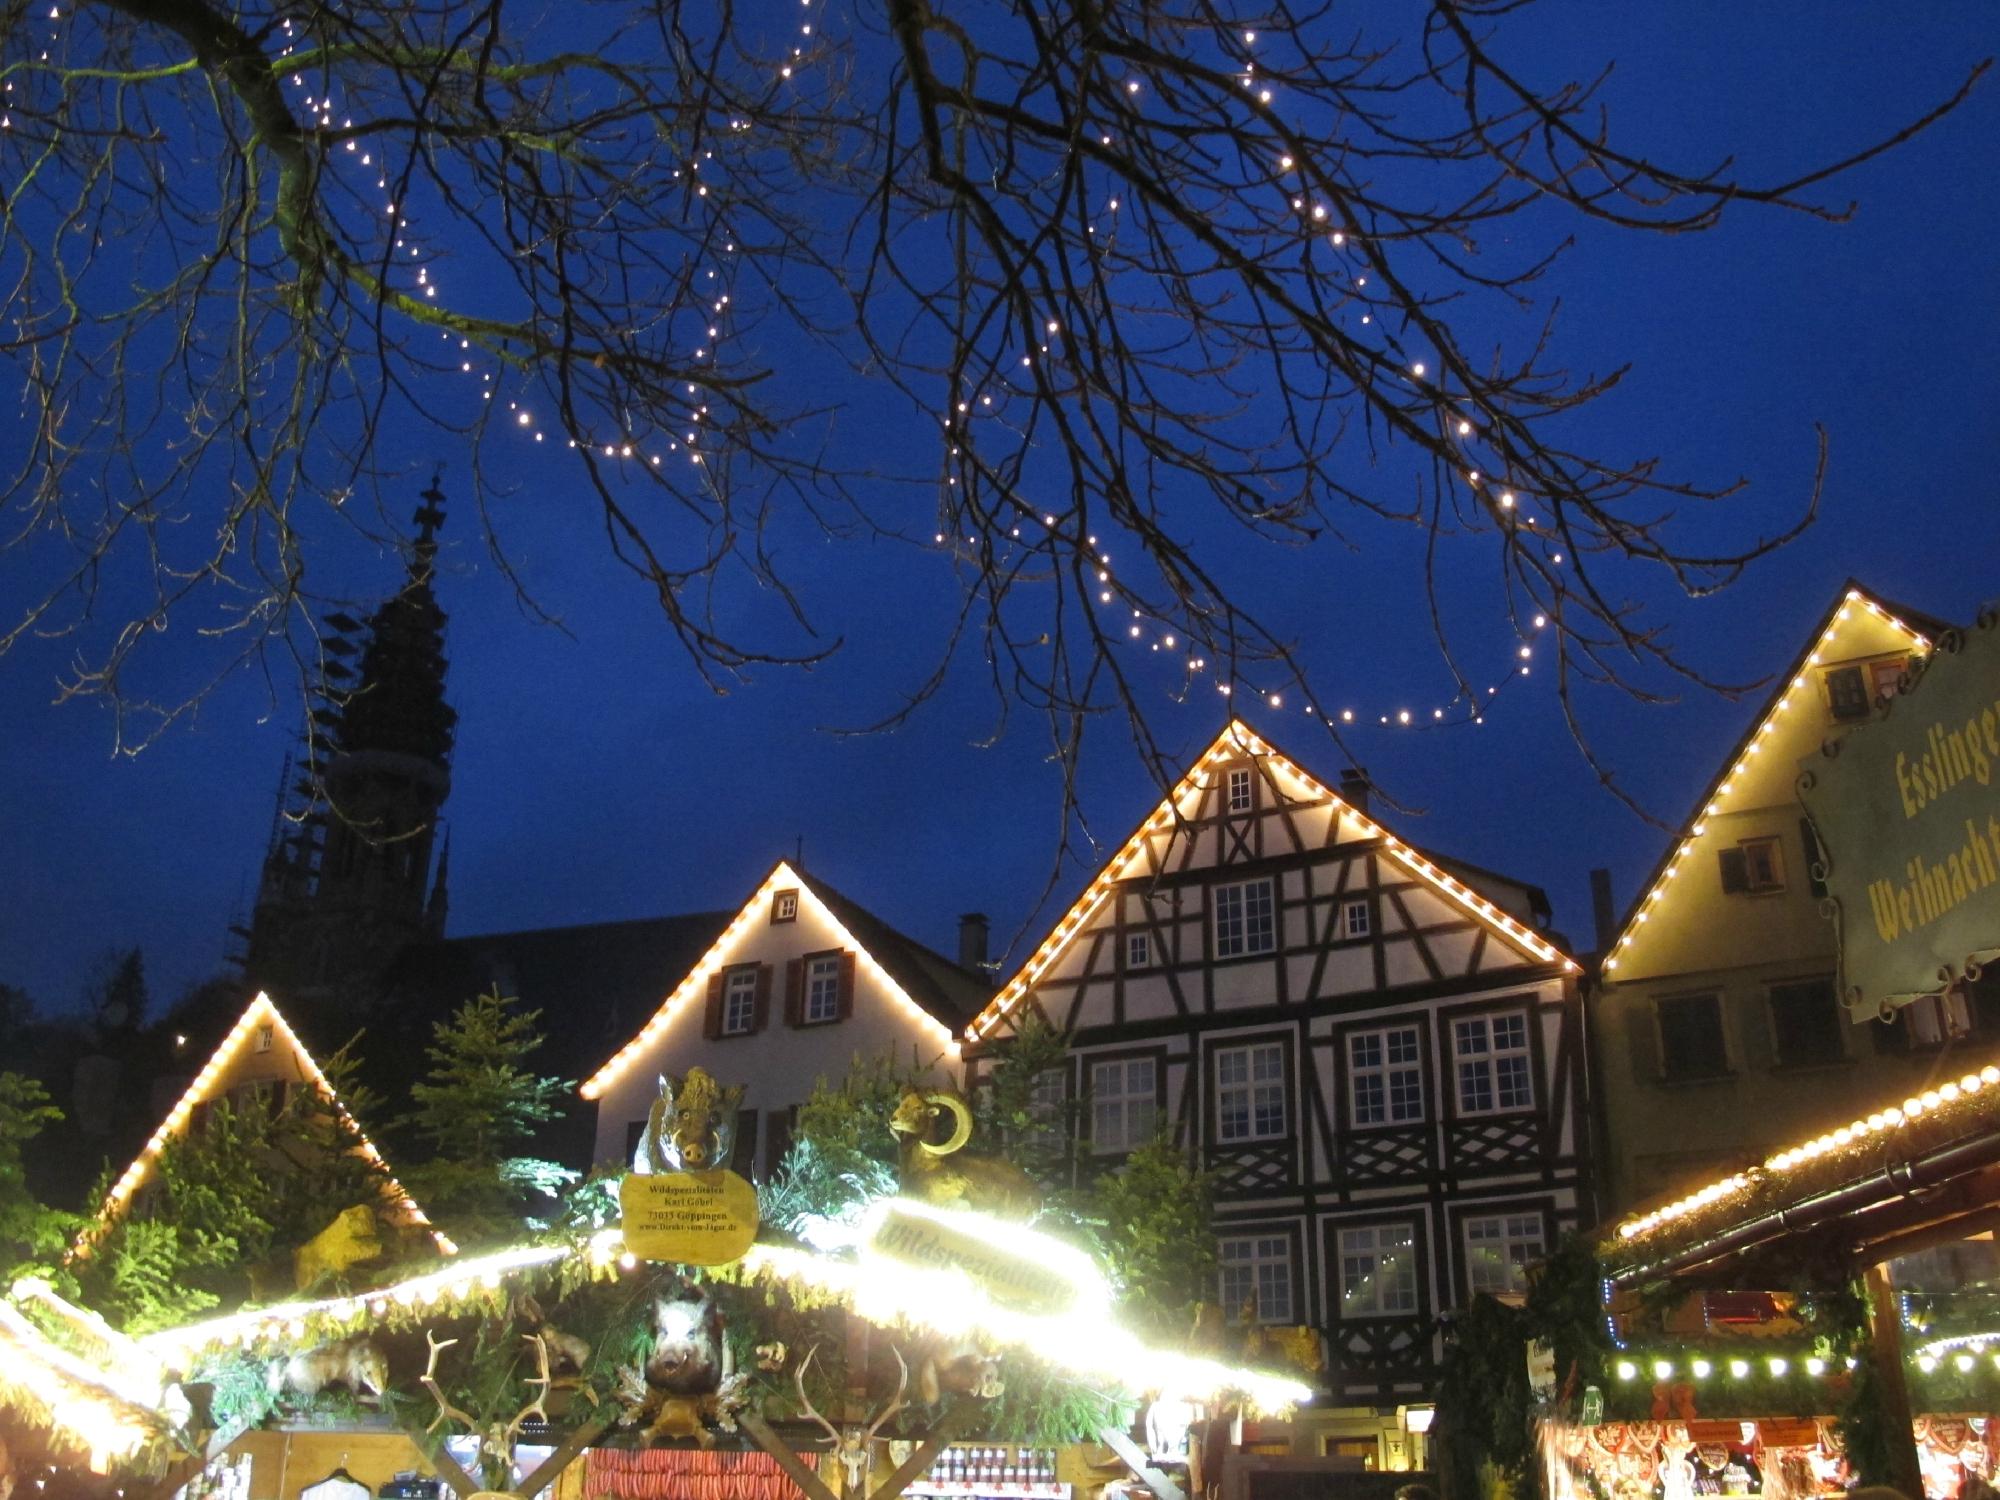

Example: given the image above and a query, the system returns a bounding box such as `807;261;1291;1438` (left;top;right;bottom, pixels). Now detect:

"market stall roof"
1602;1051;2000;1288
75;992;449;1258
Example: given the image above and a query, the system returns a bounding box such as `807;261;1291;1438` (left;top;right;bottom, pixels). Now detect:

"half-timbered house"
962;721;1588;1461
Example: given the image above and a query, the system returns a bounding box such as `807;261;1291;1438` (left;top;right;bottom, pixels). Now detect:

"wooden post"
740;1411;843;1500
1864;1262;1924;1500
1097;1426;1186;1500
514;1410;620;1498
867;1404;967;1500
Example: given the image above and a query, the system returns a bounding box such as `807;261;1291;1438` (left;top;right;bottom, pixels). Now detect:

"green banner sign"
1800;613;2000;1017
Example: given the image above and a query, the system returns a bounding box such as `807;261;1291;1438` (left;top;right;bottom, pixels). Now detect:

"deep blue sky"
3;7;1996;1016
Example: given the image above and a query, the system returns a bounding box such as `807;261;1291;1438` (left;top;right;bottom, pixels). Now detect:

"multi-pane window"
1216;1042;1286;1142
1338;1224;1419;1316
1454;1013;1533;1114
772;889;799;923
1657;993;1729;1079
1719;836;1784;895
1464;1214;1546;1298
1769;978;1843;1067
1343;899;1372;940
1227;767;1254;814
1213;879;1276;958
803;955;843;1024
1349;1026;1424;1127
1219;1234;1293;1324
1128;931;1152;969
722;968;760;1035
1024;1068;1066;1151
1091;1057;1158;1154
1826;664;1872;721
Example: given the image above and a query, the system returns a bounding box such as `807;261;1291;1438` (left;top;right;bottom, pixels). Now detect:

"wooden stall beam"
867;1403;968;1500
515;1411;620;1498
1096;1425;1185;1500
740;1411;843;1500
1864;1262;1924;1500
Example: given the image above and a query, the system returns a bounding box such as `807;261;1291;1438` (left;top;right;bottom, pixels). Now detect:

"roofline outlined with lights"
964;719;1577;1042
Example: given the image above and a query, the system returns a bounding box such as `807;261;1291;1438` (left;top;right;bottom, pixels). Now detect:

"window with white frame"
1463;1213;1546;1298
1025;1068;1066;1150
1128;931;1152;969
1338;1223;1419;1316
1213;879;1276;958
1349;1026;1424;1127
1218;1234;1293;1323
1091;1057;1158;1154
772;889;799;923
1342;899;1372;940
1226;766;1255;815
722;968;760;1035
803;954;842;1024
1453;1012;1533;1114
1215;1041;1286;1142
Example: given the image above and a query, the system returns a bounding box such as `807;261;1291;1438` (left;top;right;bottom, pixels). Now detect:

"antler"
505;1333;554;1444
421;1331;476;1434
794;1343;842;1446
863;1346;908;1445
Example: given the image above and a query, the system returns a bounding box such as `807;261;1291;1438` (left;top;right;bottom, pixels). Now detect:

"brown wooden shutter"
784;959;804;1027
703;971;726;1039
1717;846;1749;895
837;950;857;1020
752;964;772;1032
764;1107;796;1179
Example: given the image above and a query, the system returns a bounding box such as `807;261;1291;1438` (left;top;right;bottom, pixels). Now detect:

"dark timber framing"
964;723;1592;1409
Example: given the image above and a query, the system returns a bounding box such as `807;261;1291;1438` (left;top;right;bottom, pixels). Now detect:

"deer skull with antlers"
421;1329;553;1485
795;1344;906;1499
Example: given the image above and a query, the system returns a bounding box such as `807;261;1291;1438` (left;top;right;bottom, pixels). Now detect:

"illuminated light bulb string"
257;1;836;472
926;23;1569;737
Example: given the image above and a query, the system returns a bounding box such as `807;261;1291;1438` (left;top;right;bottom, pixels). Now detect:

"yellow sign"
620;1171;759;1265
864;1200;1085;1315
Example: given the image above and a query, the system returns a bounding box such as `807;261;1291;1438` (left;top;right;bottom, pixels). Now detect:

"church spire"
241;475;459;1006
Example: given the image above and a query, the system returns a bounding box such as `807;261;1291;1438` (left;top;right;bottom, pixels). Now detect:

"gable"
80;994;445;1255
967;721;1575;1040
1604;588;1934;979
579;860;964;1102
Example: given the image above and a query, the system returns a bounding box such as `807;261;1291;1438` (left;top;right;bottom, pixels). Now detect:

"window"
1216;1042;1287;1142
1718;836;1784;895
1342;899;1372;940
1657;993;1729;1080
1464;1214;1546;1299
722;968;759;1035
255;1025;274;1053
1349;1026;1424;1127
1213;879;1276;958
1880;988;1974;1052
1219;1234;1293;1323
1025;1069;1067;1150
1338;1224;1418;1316
1091;1057;1158;1154
1226;766;1255;815
772;889;798;923
803;954;843;1024
1826;664;1872;721
1769;978;1844;1067
1128;931;1152;969
1869;657;1910;702
1453;1013;1533;1114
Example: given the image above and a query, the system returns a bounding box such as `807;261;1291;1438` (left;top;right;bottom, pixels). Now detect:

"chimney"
958;912;990;971
1589;868;1616;956
1338;766;1371;813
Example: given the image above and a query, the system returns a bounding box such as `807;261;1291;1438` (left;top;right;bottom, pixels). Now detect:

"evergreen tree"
1094;1134;1215;1339
89;947;148;1033
399;990;574;1246
0;1073;76;1279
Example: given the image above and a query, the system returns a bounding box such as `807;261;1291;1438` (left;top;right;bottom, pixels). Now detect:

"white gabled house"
580;861;988;1177
962;721;1589;1459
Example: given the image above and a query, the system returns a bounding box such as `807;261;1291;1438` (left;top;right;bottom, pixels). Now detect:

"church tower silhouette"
238;479;457;1006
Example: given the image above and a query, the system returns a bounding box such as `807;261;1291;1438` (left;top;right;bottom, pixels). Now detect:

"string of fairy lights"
13;4;1574;736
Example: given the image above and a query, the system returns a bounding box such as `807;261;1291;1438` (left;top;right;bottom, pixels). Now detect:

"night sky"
3;8;1996;1019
